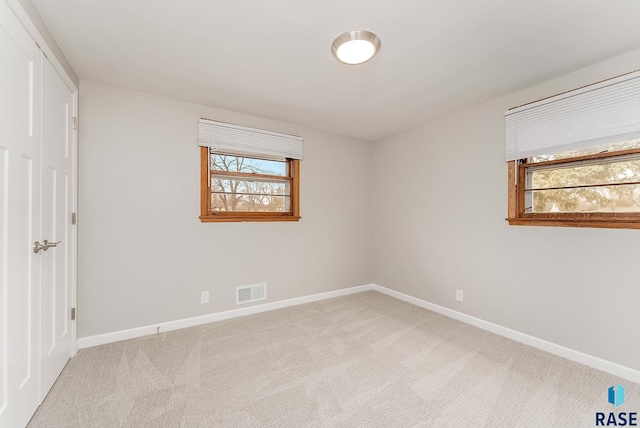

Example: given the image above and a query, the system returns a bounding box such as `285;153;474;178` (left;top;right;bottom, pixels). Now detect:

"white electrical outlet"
201;291;210;304
456;289;464;302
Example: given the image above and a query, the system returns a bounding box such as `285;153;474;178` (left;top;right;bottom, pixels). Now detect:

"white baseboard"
77;284;374;349
78;282;640;384
371;284;640;384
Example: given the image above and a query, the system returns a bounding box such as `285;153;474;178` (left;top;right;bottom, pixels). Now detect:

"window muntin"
200;148;300;222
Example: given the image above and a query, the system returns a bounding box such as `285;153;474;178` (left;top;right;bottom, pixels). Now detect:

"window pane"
526;184;640;213
529;138;640;163
529;157;640;189
210;153;287;176
211;194;290;212
210;177;290;212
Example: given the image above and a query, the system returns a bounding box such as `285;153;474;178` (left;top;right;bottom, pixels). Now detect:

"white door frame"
70;91;78;357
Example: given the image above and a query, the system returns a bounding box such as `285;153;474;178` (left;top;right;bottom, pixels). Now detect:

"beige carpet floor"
27;291;639;427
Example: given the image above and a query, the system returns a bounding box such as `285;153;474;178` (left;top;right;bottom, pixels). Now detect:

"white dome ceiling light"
331;30;381;65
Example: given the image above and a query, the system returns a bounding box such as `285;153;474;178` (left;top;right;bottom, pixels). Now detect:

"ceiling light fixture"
331;30;381;65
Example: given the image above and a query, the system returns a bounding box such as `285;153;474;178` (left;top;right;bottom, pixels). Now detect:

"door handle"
33;240;62;254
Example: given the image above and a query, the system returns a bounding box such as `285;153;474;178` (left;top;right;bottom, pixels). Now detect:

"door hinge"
71;212;77;225
71;308;76;321
72;116;78;130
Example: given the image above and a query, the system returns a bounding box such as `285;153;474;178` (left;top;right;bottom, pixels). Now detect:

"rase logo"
610;384;627;408
596;383;637;426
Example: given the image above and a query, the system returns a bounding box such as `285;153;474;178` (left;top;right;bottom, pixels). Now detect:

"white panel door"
39;57;74;399
0;2;42;427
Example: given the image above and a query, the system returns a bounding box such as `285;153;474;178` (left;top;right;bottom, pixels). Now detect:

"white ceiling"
33;0;640;141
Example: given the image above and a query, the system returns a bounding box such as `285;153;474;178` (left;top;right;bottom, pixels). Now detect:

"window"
198;118;303;222
200;148;300;222
508;142;640;229
505;71;640;229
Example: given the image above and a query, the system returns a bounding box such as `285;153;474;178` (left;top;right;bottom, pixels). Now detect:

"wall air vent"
236;283;267;305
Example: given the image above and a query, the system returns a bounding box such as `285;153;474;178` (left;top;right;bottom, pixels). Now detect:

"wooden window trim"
200;147;300;222
506;148;640;230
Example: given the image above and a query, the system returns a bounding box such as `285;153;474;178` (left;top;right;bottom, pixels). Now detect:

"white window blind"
198;118;304;160
505;71;640;161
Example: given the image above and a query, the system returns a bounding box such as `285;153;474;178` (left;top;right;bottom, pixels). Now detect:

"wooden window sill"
506;217;640;230
200;215;301;223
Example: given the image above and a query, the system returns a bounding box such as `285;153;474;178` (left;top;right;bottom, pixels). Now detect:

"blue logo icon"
608;383;625;408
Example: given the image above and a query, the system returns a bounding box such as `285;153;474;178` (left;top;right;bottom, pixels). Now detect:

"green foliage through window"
524;140;640;214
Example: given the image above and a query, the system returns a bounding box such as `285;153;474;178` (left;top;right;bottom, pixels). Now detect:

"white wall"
373;49;640;371
78;81;373;338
